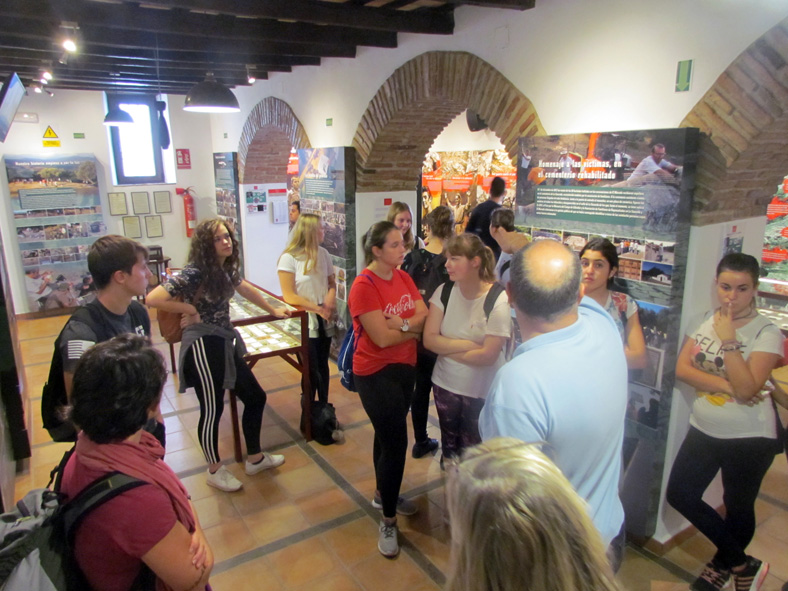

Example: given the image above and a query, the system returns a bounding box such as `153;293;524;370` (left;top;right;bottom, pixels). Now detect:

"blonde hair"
445;233;496;283
387;201;416;251
281;213;321;273
446;438;621;591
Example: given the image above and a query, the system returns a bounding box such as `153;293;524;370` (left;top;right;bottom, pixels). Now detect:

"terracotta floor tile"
350;551;435;591
403;528;450;574
322;517;382;566
294;487;358;526
164;445;208;473
229;482;272;515
180;472;221;501
275;463;336;497
616;547;684;590
202;517;258;563
266;536;339;588
164;429;197;453
192;492;241;529
288;571;363;591
244;501;311;546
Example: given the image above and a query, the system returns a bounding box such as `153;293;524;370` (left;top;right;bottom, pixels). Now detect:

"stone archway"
682;17;788;225
238;97;311;185
352;51;544;192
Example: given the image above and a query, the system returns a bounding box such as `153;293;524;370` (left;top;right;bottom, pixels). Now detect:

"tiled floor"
11;312;788;590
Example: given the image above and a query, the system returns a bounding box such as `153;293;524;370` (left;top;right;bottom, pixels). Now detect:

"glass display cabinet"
227;286;312;458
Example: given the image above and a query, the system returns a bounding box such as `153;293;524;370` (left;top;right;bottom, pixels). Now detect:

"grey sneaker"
206;465;243;492
245;453;285;475
378;521;399;557
371;493;418;516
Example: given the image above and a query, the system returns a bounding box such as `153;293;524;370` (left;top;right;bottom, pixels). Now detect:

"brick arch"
682;17;788;225
353;52;544;192
237;97;311;185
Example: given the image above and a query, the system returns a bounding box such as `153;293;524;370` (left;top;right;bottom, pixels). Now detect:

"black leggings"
355;364;416;519
666;427;776;568
183;335;266;465
411;346;436;443
303;317;331;404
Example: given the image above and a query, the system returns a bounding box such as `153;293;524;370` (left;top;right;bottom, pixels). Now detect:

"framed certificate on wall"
131;191;150;215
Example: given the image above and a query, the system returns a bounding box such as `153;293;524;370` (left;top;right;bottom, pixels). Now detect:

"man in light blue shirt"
479;239;628;567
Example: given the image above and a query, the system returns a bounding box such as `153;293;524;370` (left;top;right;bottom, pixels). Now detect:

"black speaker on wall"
466;110;488;132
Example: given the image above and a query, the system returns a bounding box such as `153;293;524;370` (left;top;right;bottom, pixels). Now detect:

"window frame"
107;93;165;185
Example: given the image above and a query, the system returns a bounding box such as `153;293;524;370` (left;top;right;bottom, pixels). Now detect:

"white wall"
652;216;768;544
429;111;506;153
239;182;288;294
355;191;418;273
0;92;216;313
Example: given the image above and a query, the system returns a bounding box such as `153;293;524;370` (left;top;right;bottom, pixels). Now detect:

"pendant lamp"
103;106;134;126
183;73;240;113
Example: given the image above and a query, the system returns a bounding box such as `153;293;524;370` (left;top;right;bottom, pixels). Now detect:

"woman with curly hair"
147;218;290;492
445;438;622;591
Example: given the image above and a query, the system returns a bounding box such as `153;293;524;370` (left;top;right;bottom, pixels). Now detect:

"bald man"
479;240;628;568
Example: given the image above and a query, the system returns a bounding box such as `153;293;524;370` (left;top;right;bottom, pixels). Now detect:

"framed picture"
634;346;665;392
153;190;172;214
122;216;142;239
144;215;163;238
131;191;150;215
108;192;127;216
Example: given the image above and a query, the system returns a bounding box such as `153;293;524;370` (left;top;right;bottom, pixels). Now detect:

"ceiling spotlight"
58;51;69;65
63;39;77;52
183;73;240;113
246;65;256;84
103;106;134;126
31;83;43;94
41;71;52;81
44;89;54;97
40;77;48;85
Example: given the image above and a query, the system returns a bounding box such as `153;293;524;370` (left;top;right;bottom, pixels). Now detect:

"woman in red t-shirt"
349;221;428;558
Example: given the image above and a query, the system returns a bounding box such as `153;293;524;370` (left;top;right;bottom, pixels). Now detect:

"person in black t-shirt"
465;176;505;260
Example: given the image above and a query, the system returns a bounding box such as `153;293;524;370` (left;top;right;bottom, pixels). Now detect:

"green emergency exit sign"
676;60;693;92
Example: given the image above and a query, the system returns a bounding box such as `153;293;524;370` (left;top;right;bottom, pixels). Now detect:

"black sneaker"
691;562;731;591
733;557;768;591
412;438;439;458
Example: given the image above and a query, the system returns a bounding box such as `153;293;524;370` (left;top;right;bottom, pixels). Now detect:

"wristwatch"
401;318;409;332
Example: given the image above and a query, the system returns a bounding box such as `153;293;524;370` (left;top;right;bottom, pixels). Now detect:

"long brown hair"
188;218;240;301
387;201;416;251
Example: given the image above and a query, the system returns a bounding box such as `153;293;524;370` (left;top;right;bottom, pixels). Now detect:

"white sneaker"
378;521;399;558
245;453;285;475
206;465;243;492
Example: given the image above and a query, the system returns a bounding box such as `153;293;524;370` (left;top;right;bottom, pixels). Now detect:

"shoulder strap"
500;259;511;276
440;281;454;311
483;282;505;321
61;472;148;547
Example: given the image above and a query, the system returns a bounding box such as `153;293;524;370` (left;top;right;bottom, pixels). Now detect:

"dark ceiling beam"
134;0;454;35
440;0;535;8
9;66;262;87
0;0;399;49
0;18;358;59
0;58;291;77
0;46;317;69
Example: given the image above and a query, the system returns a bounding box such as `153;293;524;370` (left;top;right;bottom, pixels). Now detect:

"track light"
58;51;69;65
183;73;240;113
246;65;256;84
44;89;54;97
63;39;77;52
103;106;134;126
41;71;52;82
31;83;43;94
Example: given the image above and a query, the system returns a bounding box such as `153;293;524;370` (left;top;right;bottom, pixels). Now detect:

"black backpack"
439;281;506;322
402;248;449;303
0;449;148;591
41;302;149;442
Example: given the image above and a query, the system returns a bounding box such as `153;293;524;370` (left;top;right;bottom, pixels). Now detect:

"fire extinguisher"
176;187;197;237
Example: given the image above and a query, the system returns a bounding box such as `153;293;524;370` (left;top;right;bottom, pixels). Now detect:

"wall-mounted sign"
176;148;191;169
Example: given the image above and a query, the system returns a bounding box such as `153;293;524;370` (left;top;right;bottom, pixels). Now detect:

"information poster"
5;154;104;313
421;149;516;233
295;147;356;331
761;180;788;292
515;128;699;537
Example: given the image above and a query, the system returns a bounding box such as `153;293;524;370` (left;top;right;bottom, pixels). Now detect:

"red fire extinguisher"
176;187;197;237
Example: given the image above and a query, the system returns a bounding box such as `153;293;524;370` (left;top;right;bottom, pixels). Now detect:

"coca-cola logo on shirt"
383;294;415;317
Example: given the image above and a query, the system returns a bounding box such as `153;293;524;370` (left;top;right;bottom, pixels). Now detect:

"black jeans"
411;346;436;443
355;364;416;519
183;335;266;464
666;426;776;569
303;316;331;404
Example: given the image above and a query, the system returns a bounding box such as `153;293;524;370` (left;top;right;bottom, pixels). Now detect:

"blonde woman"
423;234;511;464
278;213;337;406
445;438;622;591
387;201;424;255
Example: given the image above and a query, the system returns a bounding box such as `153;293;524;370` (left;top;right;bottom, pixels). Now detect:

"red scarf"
74;430;195;533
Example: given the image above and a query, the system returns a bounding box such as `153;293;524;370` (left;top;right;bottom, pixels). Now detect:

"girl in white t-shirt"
666;253;785;591
423;234;511;465
579;238;647;369
278;214;337;405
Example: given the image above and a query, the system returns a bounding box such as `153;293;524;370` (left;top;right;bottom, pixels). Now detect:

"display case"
758;285;788;336
227;287;312;457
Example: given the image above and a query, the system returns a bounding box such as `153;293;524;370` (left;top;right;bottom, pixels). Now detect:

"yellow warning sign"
43;140;61;147
43;126;58;139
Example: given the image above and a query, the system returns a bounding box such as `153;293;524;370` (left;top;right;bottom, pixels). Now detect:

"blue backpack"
337;272;373;392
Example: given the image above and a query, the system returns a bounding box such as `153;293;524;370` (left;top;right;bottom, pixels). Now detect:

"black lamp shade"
183;74;240;113
103;106;134;126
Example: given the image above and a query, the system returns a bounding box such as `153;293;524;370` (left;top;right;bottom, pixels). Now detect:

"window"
107;93;165;185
